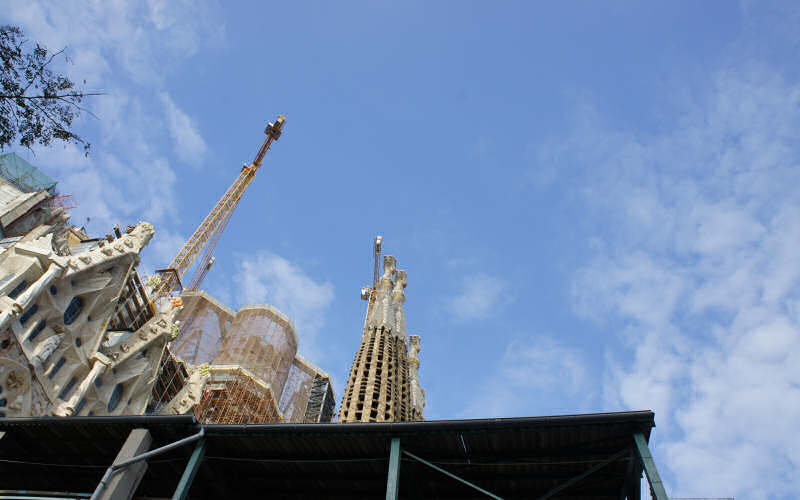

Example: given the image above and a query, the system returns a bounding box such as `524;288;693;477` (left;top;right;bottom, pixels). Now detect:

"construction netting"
193;366;282;424
212;305;298;398
171;292;233;366
0;153;57;193
155;293;331;424
303;375;335;423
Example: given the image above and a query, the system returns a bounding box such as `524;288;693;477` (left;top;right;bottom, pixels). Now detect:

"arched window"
63;297;83;325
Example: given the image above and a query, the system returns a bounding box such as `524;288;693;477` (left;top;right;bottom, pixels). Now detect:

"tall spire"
339;253;424;422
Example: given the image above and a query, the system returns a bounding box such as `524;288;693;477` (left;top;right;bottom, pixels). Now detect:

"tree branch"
1;25;95;153
0;92;105;99
55;95;99;120
20;47;66;95
28;98;87;145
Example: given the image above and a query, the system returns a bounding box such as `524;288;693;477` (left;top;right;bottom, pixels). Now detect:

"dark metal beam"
535;447;630;500
632;433;668;500
199;410;655;436
194;448;630;464
627;470;641;500
189;467;622;482
403;450;504;500
619;447;640;500
172;438;206;500
386;438;401;500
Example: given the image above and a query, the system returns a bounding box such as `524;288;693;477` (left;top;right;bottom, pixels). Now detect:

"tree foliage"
0;25;96;154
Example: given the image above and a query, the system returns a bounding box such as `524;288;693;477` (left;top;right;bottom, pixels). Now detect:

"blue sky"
4;2;800;498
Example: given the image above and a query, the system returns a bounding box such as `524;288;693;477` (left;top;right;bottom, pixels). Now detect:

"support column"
625;465;641;500
632;432;668;500
386;437;401;500
98;428;152;500
172;439;206;500
619;447;641;500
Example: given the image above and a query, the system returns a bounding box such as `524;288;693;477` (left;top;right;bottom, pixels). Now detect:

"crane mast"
360;235;383;325
372;235;382;289
152;115;285;306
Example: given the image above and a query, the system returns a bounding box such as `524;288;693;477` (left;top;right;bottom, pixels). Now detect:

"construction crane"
360;235;382;310
188;256;215;292
151;115;285;306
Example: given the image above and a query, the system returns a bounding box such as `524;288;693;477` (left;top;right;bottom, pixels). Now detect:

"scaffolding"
108;267;155;331
193;366;281;424
147;347;189;414
304;374;335;423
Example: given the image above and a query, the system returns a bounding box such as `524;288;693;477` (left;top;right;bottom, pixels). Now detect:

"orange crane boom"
152;115;285;305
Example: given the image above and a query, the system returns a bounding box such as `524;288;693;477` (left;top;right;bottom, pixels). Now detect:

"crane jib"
152;116;284;307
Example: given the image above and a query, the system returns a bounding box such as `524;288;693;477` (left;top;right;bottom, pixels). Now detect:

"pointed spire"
392;269;407;340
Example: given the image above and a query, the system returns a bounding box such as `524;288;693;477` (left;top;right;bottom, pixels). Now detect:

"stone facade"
0;221;190;417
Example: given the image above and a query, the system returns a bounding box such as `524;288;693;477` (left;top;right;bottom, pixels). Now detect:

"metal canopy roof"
0;411;655;499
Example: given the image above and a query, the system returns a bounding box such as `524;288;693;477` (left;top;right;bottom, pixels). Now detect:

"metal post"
618;447;641;500
385;438;401;500
172;439;206;500
632;432;668;500
626;461;641;500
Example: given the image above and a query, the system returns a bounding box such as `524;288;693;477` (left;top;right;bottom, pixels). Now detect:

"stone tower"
339;255;425;422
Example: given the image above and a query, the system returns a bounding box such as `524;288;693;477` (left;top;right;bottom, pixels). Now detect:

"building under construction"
153;291;335;424
0;127;335;425
340;239;425;423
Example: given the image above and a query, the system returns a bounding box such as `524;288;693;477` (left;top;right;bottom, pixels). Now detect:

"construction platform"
0;410;670;499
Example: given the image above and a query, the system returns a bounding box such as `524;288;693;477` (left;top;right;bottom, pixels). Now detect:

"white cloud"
573;252;686;329
6;2;221;87
446;272;507;321
4;1;220;243
142;228;187;273
159;92;208;165
460;336;590;418
235;252;335;360
547;67;800;499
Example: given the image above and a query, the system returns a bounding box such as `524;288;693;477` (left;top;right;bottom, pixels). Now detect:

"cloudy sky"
4;2;800;498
